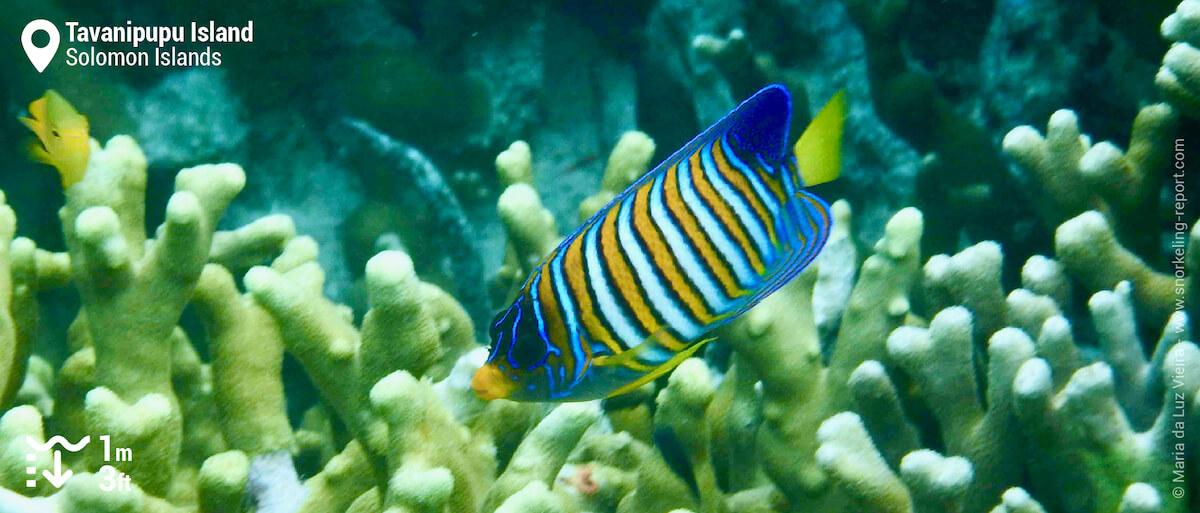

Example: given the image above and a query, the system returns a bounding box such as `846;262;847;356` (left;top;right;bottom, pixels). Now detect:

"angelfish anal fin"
602;335;715;398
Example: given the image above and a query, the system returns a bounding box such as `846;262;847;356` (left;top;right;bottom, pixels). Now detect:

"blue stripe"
727;140;793;251
756;153;773;173
615;193;704;340
677;156;758;287
504;302;523;369
785;155;804;190
649;175;730;313
789;191;818;251
701;142;773;263
584;221;645;348
486;304;514;364
730;192;831;319
544;365;558;398
557;366;567;396
528;269;560;357
721;136;783;221
549;248;587;385
794;193;831;269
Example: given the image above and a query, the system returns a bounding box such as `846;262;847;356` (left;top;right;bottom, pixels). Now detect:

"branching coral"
489;132;655;307
1002;107;1179;328
0;132;276;510
0;193;38;409
489;140;561;306
997;1;1194;335
815;412;973;513
764;243;1198;513
1002;106;1177;242
192;243;304;457
0;142;1194;513
1013;335;1198;512
717;204;923;509
1158;0;1200;117
2;3;1198;511
243;247;479;471
0;128;491;512
577;131;656;221
884;313;1032;511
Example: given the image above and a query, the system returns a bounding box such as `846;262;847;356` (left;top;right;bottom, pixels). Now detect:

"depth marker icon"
25;435;89;489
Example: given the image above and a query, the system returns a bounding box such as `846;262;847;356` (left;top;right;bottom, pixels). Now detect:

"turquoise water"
0;1;1197;512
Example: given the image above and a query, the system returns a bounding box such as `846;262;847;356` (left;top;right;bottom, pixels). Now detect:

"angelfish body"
474;85;846;402
19;90;91;189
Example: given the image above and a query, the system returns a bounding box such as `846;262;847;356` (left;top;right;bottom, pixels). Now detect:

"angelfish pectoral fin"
591;330;666;371
602;335;715;398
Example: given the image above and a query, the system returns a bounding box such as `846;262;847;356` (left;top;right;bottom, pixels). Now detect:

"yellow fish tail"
793;89;847;187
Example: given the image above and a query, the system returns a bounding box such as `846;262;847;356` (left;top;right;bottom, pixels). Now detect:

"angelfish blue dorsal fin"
548;86;795;252
647;85;793;182
725;84;792;161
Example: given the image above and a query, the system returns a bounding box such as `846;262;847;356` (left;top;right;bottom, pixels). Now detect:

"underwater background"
0;0;1199;512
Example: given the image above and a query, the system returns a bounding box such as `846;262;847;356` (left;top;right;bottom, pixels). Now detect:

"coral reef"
3;73;1199;513
997;0;1194;335
487;132;656;306
1;1;1198;513
1158;1;1200;117
27;119;1198;513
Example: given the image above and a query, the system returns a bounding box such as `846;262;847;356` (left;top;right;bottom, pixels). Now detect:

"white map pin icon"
22;20;60;73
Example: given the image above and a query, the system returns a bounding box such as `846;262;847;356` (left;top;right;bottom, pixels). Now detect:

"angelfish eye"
509;330;548;370
506;302;549;371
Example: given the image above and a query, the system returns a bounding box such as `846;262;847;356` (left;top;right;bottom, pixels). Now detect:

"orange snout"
472;363;515;401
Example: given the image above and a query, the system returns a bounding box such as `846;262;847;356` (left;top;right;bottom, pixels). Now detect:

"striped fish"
473;84;846;402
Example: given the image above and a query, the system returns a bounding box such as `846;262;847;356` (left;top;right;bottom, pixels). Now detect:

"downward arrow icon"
43;450;72;488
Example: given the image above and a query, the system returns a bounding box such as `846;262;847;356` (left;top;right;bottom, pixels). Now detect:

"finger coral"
1158;1;1200;117
2;2;1198;512
1;127;1197;513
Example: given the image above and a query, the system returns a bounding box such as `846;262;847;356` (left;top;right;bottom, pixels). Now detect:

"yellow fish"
19;90;91;189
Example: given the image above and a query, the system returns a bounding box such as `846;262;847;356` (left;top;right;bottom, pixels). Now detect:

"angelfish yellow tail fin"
793;89;846;187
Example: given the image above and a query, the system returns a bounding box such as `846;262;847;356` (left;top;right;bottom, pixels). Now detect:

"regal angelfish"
473;85;846;402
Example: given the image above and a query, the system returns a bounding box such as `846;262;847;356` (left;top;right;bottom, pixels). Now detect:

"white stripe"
615;193;704;340
701;143;773;262
721;136;783;219
584;221;644;348
677;157;758;287
549;249;586;384
648;175;731;313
